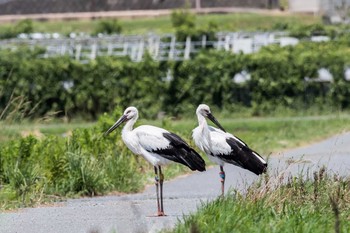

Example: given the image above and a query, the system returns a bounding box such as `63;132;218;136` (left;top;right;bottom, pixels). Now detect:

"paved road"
1;132;350;233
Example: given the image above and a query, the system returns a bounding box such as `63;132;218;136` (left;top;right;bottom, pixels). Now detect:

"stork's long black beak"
104;114;128;136
207;113;226;133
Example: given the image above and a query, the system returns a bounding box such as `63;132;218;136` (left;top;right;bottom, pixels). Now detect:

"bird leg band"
155;175;159;184
219;171;225;182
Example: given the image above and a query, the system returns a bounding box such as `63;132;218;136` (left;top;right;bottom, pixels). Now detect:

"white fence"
0;32;330;62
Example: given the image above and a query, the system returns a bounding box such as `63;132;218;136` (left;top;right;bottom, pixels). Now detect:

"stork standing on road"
105;106;206;216
192;104;267;196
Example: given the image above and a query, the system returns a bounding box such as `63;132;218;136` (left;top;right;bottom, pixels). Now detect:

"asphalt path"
1;132;350;233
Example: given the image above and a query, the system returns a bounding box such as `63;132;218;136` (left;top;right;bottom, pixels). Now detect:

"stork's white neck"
197;113;207;127
120;115;141;156
122;116;137;133
194;112;212;155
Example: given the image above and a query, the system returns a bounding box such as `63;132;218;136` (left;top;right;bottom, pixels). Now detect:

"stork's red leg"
219;165;225;196
154;166;161;215
158;166;166;216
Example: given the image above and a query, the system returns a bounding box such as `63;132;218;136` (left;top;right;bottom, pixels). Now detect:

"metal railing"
0;32;330;62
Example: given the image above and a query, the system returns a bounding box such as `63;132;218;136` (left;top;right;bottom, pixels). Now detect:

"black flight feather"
149;132;206;172
214;137;267;175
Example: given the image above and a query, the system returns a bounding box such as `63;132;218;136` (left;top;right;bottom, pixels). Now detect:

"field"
0;121;92;144
1;114;350;154
0;12;320;35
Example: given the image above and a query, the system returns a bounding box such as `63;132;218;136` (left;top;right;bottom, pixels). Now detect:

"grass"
2;114;349;154
0;121;93;144
1;114;350;210
170;168;350;233
0;13;321;36
166;114;350;233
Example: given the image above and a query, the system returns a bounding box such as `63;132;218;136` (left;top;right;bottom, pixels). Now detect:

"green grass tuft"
171;168;350;233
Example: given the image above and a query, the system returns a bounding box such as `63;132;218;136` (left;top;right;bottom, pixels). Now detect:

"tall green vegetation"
171;7;218;41
0;110;146;209
93;19;122;35
2;39;350;120
0;50;166;120
171;168;350;232
0;19;33;39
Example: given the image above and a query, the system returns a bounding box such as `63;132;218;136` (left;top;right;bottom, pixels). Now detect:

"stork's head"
104;106;138;135
196;104;226;133
196;104;211;117
123;106;138;120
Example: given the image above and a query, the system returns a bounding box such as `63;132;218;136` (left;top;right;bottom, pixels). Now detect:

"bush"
93;19;122;35
1;39;350;120
0;19;33;39
170;7;217;41
171;7;195;29
0;112;145;208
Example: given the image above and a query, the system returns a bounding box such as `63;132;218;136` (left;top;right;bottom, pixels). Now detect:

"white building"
288;0;350;16
289;0;322;14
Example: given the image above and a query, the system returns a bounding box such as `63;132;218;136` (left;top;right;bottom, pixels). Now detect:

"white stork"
192;104;267;196
105;106;206;216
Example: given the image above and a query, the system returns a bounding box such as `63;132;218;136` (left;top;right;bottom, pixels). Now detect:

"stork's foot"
147;212;167;217
157;211;166;216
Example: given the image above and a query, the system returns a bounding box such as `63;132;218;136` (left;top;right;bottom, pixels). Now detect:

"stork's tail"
163;132;206;172
186;148;206;172
242;148;267;175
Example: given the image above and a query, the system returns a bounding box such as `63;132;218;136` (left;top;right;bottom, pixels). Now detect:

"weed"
171;168;350;233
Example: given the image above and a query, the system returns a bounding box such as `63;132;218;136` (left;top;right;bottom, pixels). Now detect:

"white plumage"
105;106;205;216
123;125;173;166
193;104;267;195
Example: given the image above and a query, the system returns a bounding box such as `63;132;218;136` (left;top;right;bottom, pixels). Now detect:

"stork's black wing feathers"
215;137;267;175
150;132;206;172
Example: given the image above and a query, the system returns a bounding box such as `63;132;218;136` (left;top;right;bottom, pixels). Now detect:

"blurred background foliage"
1;11;350;122
1;39;350;121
